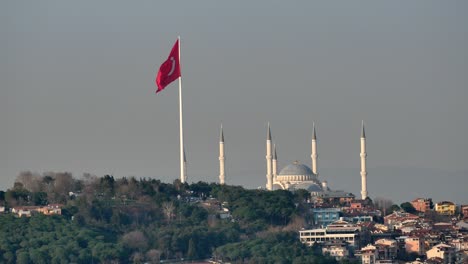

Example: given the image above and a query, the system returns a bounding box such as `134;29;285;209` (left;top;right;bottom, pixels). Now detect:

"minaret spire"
220;124;224;142
361;120;366;138
183;148;187;182
360;121;368;199
266;123;273;190
311;122;318;176
313;122;317;140
267;122;272;141
272;143;278;180
219;124;225;185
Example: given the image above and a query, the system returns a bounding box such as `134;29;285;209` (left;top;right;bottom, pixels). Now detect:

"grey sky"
2;1;467;204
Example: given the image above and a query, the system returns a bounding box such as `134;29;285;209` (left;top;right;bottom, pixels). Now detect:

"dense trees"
214;231;339;263
0;173;335;263
0;214;104;263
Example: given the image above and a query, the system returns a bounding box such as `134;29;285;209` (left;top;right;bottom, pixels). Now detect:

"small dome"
278;163;313;176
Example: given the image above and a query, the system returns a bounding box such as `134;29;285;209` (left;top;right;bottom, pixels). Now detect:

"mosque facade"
264;122;368;200
217;122;369;200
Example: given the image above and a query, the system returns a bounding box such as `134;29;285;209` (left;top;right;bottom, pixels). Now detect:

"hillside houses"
299;196;468;263
10;204;63;217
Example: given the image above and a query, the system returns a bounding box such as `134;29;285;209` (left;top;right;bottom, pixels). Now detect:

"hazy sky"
2;1;467;204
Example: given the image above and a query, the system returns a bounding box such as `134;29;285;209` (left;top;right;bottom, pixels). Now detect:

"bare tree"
283;215;306;232
81;173;98;204
54;172;74;194
146;249;161;264
127;177;141;200
131;252;144;264
374;197;393;216
121;231;148;250
162;201;175;222
16;171;42;192
42;172;74;203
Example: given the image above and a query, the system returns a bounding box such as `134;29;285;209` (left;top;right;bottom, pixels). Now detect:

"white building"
299;220;365;249
322;242;350;260
360;244;378;264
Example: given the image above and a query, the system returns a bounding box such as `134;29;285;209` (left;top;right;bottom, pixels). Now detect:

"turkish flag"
156;39;181;93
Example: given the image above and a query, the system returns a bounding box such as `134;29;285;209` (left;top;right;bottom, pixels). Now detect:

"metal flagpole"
178;36;185;183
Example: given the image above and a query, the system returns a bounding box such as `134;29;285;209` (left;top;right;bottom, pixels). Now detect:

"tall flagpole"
178;36;185;183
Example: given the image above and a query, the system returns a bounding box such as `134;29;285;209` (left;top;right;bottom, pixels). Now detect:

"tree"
146;249;161;264
42;175;55;198
374;197;393;216
294;189;311;204
43;172;74;203
388;204;401;214
6;182;31;206
32;192;48;206
16;251;30;264
2;251;14;263
131;252;144;264
429;199;434;209
187;238;197;259
0;191;5;203
16;171;42;192
400;202;417;214
99;175;115;197
162;202;175;222
121;231;148;251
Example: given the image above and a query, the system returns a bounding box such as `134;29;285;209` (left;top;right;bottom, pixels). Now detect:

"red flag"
156;39;181;93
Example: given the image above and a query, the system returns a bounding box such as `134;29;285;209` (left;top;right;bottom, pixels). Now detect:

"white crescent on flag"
168;57;176;76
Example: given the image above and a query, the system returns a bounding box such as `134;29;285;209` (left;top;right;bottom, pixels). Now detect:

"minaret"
219;124;226;185
183;148;187;183
311;122;318;176
360;121;368;199
266;123;273;190
272;144;278;180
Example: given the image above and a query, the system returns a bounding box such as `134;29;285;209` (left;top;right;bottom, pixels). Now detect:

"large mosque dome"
278;163;313;176
274;162;323;192
276;162;318;182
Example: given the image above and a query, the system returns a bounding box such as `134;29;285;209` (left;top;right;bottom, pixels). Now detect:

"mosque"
217;122;369;200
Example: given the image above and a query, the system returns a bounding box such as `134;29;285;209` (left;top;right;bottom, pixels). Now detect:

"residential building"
405;236;425;256
359;240;399;264
384;211;419;230
455;220;468;231
360;244;377;264
461;205;468;218
345;215;374;224
374;239;398;260
411;198;432;213
435;201;456;216
315;190;355;205
426;243;456;264
311;208;342;227
351;201;365;210
322;242;350;260
38;204;62;215
11;204;63;217
449;237;468;251
433;222;453;231
11;206;39;217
